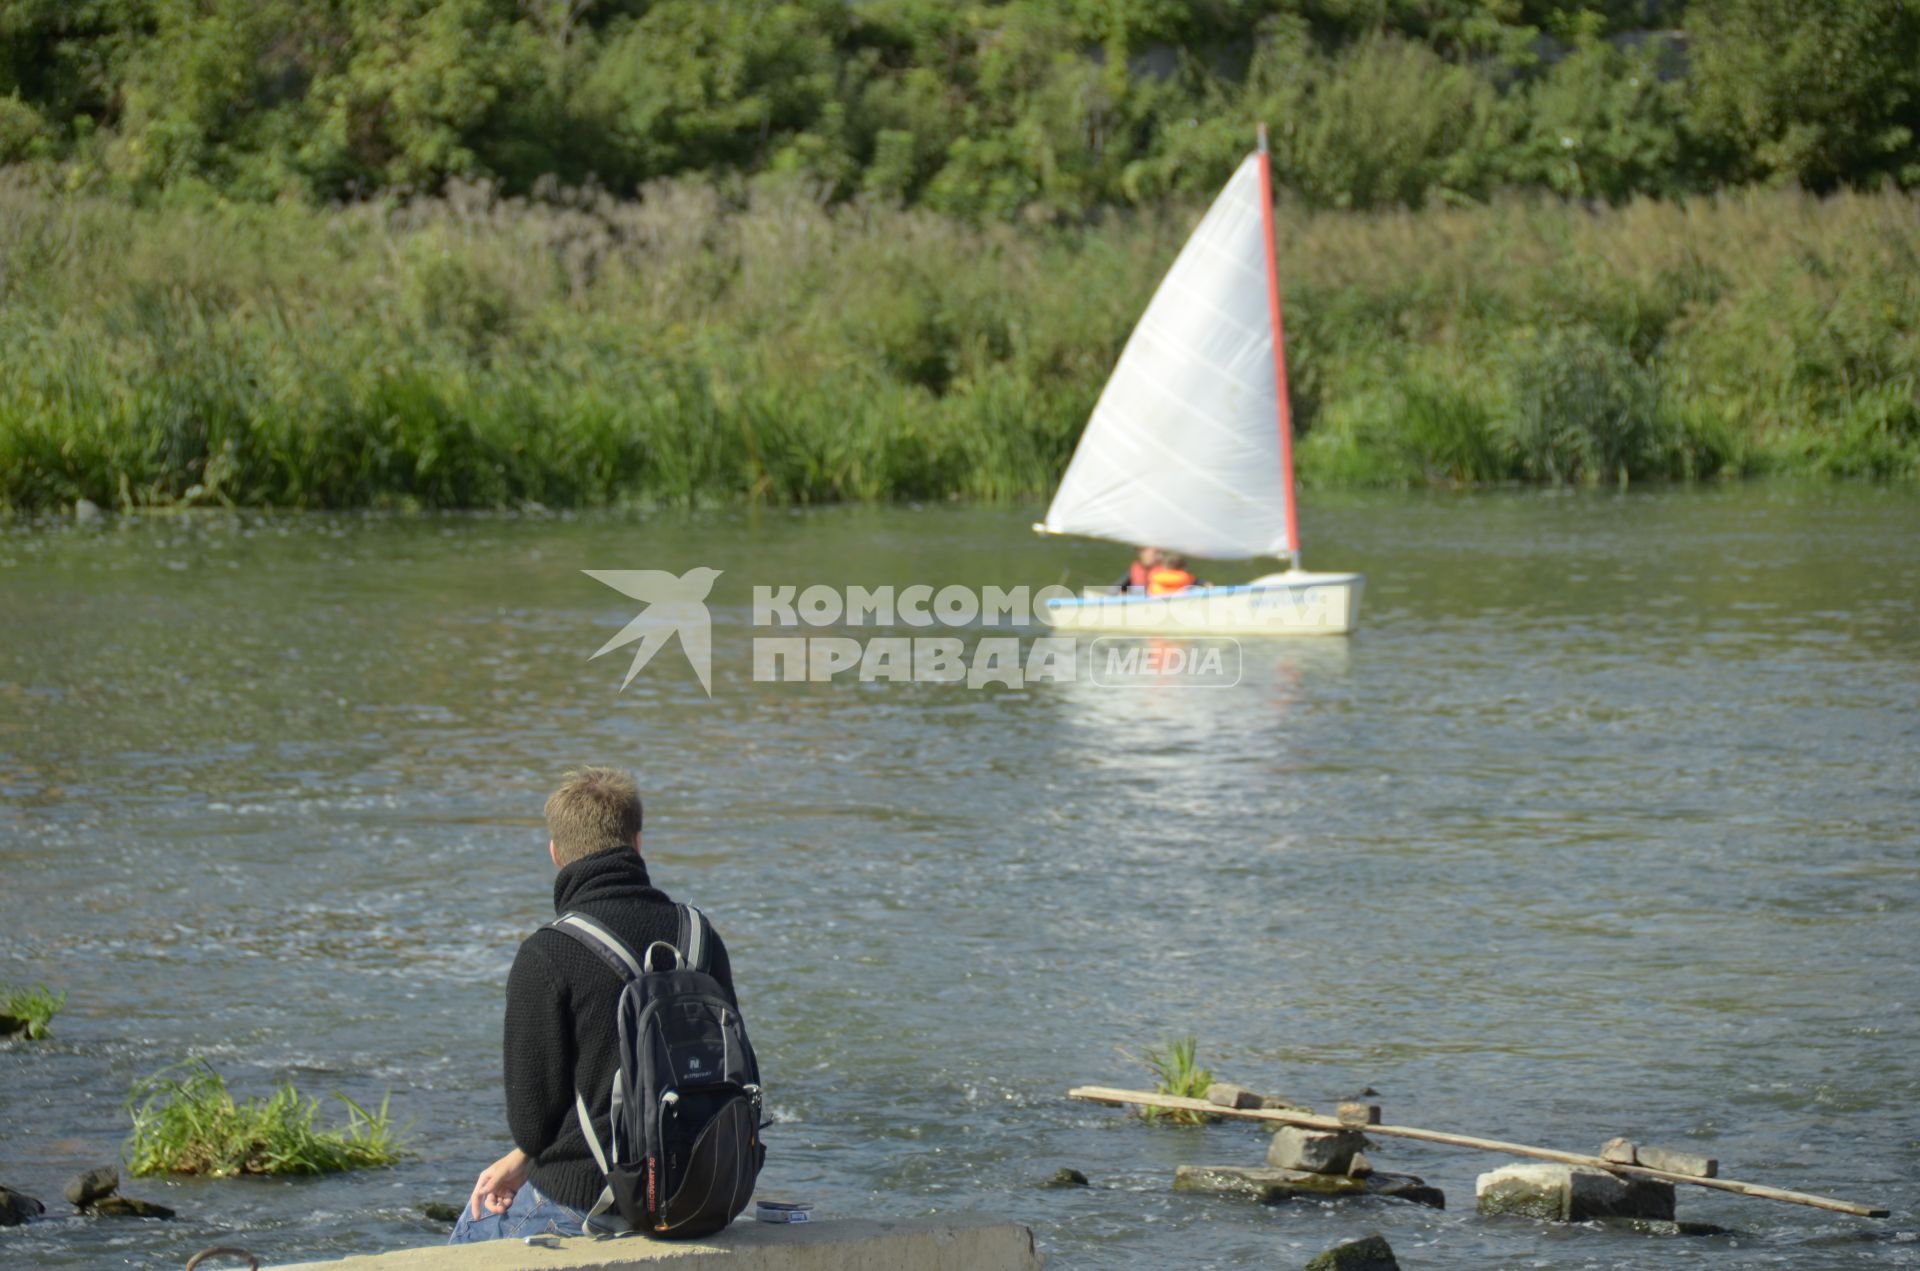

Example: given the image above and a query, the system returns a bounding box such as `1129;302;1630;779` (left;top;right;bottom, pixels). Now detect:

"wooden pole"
1067;1086;1889;1219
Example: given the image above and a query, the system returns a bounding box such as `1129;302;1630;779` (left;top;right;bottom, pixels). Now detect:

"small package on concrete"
754;1199;813;1224
1477;1163;1675;1222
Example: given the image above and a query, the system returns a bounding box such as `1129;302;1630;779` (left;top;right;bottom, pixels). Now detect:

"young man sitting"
452;767;739;1242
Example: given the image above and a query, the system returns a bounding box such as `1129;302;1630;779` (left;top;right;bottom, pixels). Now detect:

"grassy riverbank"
1;176;1915;511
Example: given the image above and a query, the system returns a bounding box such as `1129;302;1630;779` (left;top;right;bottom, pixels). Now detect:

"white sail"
1039;152;1293;561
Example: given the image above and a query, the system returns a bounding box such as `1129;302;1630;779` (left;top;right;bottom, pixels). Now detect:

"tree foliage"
0;0;1915;212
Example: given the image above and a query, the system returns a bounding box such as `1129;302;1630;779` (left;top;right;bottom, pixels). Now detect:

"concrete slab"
1476;1163;1675;1222
270;1215;1040;1271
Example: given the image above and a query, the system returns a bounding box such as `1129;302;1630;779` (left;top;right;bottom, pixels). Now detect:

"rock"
1600;1137;1638;1165
1173;1165;1443;1209
1267;1126;1371;1174
0;1186;46;1226
65;1165;120;1207
1303;1233;1399;1270
1477;1163;1675;1222
1042;1168;1089;1188
89;1195;176;1219
419;1201;463;1223
74;498;103;524
1635;1144;1719;1178
1338;1102;1382;1126
1371;1173;1446;1208
1597;1217;1733;1238
1204;1083;1263;1110
1178;1164;1364;1203
1345;1151;1373;1178
1259;1095;1302;1111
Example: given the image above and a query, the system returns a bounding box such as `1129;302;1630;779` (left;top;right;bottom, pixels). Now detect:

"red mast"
1255;124;1301;567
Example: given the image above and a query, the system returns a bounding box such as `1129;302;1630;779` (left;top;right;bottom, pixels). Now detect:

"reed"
1132;1035;1217;1125
125;1060;406;1177
1;176;1914;511
0;983;65;1040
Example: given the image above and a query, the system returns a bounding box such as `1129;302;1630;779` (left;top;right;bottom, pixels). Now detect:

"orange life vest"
1146;566;1195;596
1127;561;1153;590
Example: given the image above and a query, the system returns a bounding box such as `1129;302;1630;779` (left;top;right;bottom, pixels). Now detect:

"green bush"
126;1060;406;1177
1503;324;1660;483
0;983;65;1040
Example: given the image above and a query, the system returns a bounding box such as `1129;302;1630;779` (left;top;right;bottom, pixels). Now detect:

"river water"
2;485;1917;1269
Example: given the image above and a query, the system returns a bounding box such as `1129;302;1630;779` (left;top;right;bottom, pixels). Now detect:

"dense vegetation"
5;0;1918;212
126;1060;406;1176
1;1;1916;509
3;175;1914;510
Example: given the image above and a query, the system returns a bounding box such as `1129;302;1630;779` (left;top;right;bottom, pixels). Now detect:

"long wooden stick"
1068;1086;1889;1219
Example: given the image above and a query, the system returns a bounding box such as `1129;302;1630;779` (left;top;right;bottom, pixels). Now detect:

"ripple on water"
3;490;1918;1268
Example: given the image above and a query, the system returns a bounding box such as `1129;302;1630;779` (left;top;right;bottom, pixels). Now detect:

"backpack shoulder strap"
677;903;712;974
547;911;643;982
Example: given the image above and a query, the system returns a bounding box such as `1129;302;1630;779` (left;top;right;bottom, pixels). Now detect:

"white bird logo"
584;567;723;697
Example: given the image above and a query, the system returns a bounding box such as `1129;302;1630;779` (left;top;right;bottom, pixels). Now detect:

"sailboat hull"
1040;571;1364;636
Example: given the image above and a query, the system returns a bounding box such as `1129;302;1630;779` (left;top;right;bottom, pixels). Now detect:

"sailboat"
1034;126;1364;636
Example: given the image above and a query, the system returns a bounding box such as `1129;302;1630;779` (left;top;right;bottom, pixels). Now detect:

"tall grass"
1134;1035;1217;1125
0;983;65;1039
1;174;1914;511
125;1060;406;1177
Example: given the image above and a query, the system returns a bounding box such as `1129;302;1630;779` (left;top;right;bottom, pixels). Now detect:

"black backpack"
548;904;764;1239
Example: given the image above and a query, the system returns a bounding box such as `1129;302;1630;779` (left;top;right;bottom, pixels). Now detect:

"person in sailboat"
1147;555;1206;596
1114;545;1164;592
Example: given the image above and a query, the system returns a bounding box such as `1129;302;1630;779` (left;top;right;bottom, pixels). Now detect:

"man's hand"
468;1147;533;1220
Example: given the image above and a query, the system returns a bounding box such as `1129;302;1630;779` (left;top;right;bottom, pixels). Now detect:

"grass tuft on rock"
126;1060;406;1177
1137;1035;1217;1125
0;983;65;1039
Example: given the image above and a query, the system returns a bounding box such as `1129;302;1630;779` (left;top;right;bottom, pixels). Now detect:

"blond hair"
544;767;643;867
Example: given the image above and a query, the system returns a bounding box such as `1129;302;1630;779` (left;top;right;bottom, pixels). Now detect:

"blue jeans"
448;1181;628;1243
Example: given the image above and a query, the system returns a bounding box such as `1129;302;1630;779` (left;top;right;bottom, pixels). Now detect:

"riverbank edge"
267;1215;1041;1271
7;472;1914;529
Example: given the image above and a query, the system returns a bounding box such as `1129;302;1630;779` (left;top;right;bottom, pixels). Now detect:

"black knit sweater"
503;847;736;1211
